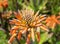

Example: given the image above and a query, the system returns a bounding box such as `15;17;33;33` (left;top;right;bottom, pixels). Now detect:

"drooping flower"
0;0;8;8
45;15;60;29
2;11;12;19
0;0;2;8
8;9;48;44
3;0;8;8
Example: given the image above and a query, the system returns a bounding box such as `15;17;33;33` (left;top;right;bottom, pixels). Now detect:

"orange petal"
46;21;51;27
36;32;40;42
35;23;42;27
19;26;27;30
39;15;47;19
45;17;51;23
33;10;39;20
21;27;28;34
51;23;56;29
10;19;21;25
17;30;22;40
31;28;35;42
8;34;17;43
10;29;16;35
36;17;47;24
35;16;39;21
57;16;60;19
52;16;60;24
26;34;31;44
0;3;2;8
10;26;19;35
40;24;49;32
36;27;40;42
3;2;8;7
30;22;36;27
14;12;22;20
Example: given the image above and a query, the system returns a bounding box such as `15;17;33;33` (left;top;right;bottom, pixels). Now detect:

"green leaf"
18;0;22;4
39;0;48;11
0;7;3;12
19;38;26;44
29;0;34;9
56;41;60;44
0;30;8;44
39;32;53;44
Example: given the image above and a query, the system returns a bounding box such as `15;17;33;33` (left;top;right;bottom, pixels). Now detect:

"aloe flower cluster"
8;9;60;44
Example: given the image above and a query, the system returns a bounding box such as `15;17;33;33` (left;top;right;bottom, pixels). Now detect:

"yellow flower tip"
31;28;35;42
40;15;47;18
8;41;11;44
40;25;49;32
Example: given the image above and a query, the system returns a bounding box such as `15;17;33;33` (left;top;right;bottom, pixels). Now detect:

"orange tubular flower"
3;0;8;8
0;0;3;8
26;34;31;44
0;0;8;8
45;15;60;29
9;9;48;44
8;33;17;44
2;11;12;19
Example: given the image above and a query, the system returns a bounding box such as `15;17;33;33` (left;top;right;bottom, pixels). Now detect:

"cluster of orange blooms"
45;15;60;29
0;0;8;8
1;11;12;19
8;9;60;44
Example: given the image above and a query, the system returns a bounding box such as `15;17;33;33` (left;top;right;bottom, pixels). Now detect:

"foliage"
0;0;60;44
0;30;8;44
